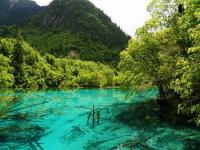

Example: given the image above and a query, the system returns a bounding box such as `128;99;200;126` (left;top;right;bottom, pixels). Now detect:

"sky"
34;0;151;36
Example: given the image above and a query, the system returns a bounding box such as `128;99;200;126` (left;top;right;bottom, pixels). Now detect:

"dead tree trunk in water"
156;83;169;106
92;105;95;128
87;112;91;125
97;111;100;125
159;86;166;101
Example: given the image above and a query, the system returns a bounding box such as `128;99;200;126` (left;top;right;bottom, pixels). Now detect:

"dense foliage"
119;0;200;126
21;27;125;64
0;37;116;89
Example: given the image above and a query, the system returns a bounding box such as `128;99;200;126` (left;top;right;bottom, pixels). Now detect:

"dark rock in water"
12;113;28;121
62;126;85;143
0;134;8;142
184;139;200;150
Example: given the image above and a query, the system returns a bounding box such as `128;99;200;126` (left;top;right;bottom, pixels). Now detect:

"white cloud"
34;0;151;36
34;0;51;6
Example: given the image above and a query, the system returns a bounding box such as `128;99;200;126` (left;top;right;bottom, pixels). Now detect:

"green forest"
0;0;200;132
0;36;116;89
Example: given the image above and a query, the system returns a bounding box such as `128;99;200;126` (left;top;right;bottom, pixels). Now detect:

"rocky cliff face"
0;0;41;24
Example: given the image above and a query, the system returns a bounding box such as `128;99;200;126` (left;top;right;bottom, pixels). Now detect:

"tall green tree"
11;34;24;86
0;54;14;88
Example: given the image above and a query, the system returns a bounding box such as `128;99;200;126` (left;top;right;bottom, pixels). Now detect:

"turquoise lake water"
0;88;200;150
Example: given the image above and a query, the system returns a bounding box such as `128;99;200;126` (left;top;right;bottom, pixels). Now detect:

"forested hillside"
119;0;200;126
23;0;130;63
0;36;116;89
0;0;126;89
0;0;130;64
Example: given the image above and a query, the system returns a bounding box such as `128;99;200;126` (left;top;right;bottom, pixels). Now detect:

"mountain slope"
24;0;130;64
0;0;130;64
40;0;129;48
0;0;41;24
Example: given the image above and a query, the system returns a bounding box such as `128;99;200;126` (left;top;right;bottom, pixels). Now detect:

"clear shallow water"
0;88;200;150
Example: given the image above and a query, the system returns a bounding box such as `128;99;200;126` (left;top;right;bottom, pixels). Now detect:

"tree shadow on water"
0;124;46;149
115;97;198;130
114;100;200;150
116;100;165;129
0;96;53;150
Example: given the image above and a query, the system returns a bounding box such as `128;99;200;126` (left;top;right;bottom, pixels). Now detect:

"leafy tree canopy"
119;0;200;126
